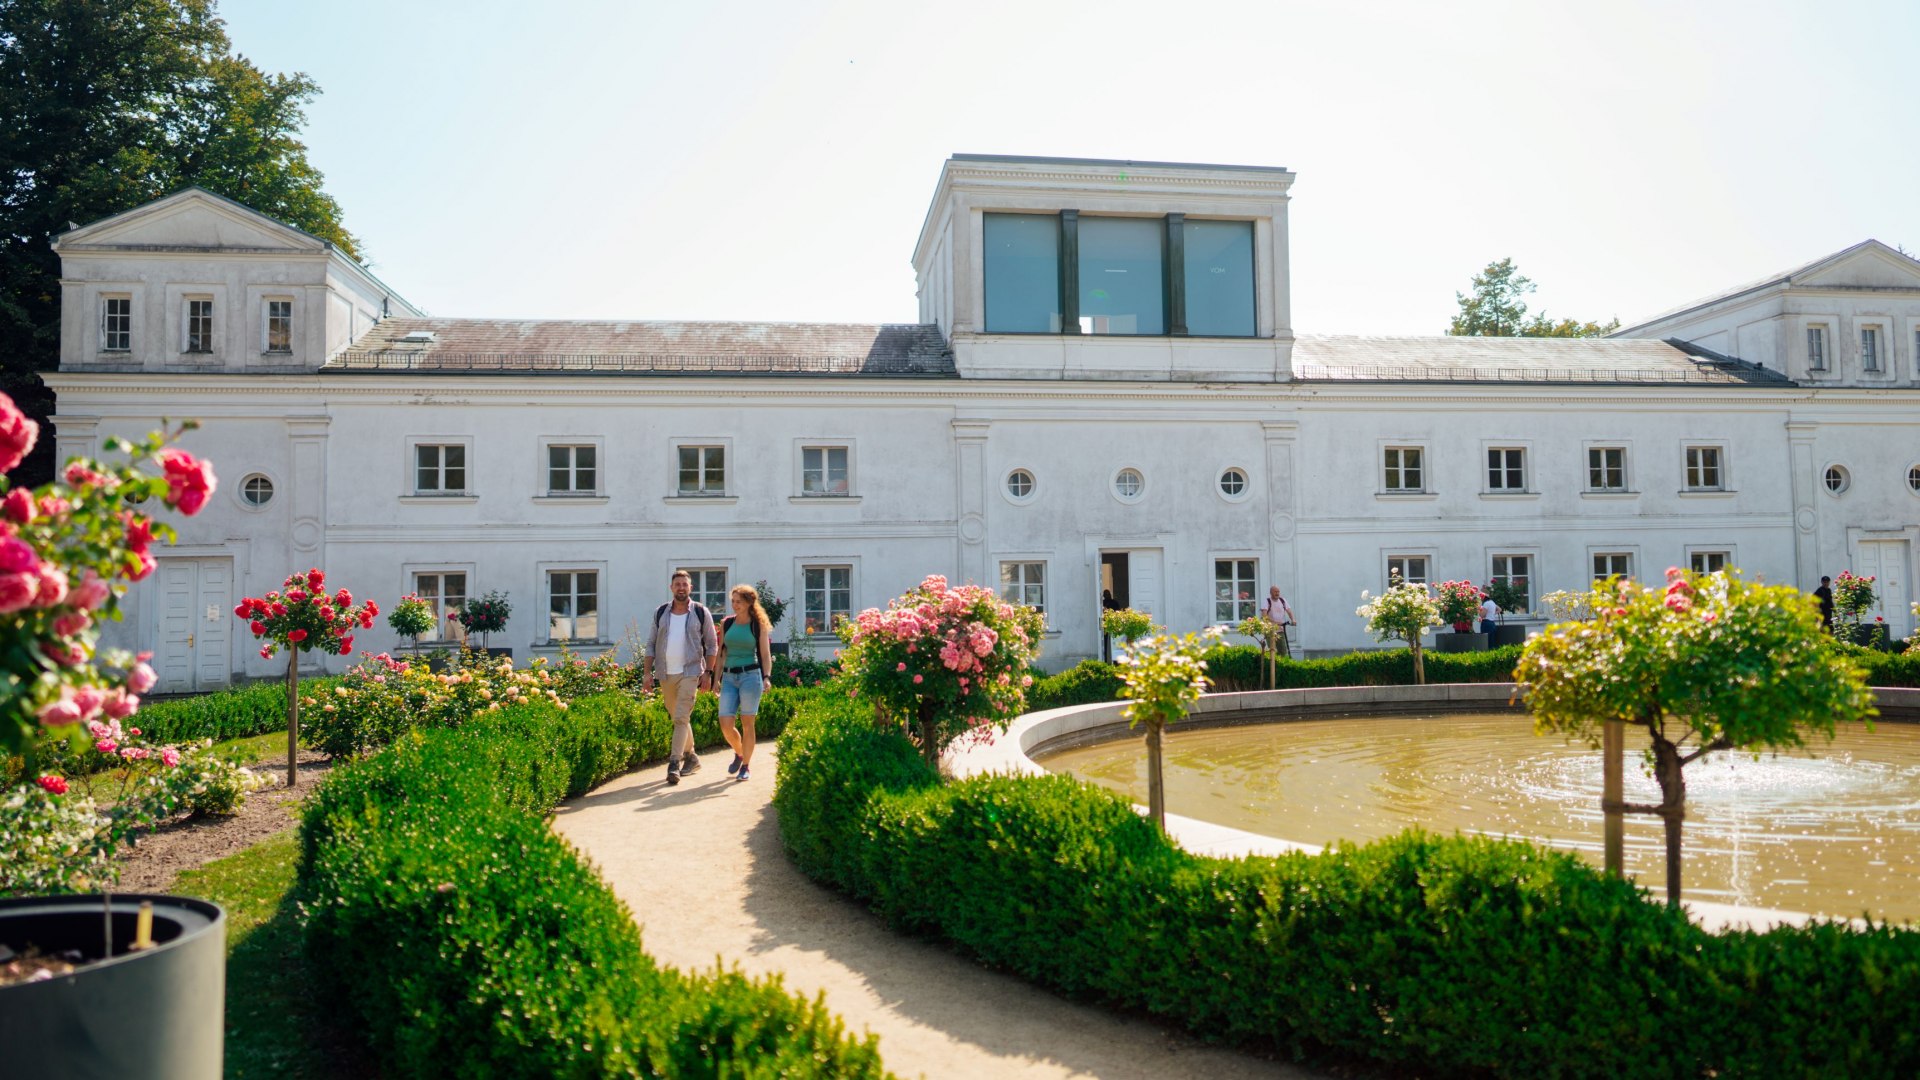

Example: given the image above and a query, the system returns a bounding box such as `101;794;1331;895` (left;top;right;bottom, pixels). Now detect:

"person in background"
716;583;775;783
1259;585;1296;657
1479;587;1500;636
642;569;718;786
1101;588;1120;661
1815;575;1835;632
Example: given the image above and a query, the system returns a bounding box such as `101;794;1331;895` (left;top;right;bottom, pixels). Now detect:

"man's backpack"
654;601;712;636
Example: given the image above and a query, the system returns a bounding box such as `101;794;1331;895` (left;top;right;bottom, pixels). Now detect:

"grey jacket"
648;601;718;676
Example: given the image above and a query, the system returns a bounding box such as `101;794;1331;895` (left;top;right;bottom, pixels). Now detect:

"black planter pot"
1491;624;1529;648
483;646;514;662
1432;632;1488;653
0;894;224;1078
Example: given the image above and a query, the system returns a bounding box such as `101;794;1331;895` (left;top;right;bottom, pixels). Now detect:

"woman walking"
717;583;774;782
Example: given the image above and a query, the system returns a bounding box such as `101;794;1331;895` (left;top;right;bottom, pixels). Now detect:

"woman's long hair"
730;583;773;638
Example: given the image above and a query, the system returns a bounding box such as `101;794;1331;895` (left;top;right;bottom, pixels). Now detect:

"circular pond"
1038;712;1920;923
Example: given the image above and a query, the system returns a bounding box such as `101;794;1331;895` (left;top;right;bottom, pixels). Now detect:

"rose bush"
452;589;511;643
839;574;1044;766
1358;578;1442;684
1434;579;1483;631
385;592;436;645
235;569;379;785
300;649;570;759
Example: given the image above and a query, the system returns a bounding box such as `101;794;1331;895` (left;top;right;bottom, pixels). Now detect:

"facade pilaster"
952;418;991;587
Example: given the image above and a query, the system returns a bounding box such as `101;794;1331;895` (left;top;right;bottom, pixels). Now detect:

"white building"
44;155;1920;693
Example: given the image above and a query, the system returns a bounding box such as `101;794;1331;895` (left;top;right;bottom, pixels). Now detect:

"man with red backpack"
642;569;719;786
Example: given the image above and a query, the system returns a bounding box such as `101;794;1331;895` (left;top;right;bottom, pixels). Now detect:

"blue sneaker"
736;764;751;782
727;753;742;776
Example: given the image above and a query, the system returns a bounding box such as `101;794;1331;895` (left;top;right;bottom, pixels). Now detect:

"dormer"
53;188;419;375
912;154;1296;382
1614;240;1920;387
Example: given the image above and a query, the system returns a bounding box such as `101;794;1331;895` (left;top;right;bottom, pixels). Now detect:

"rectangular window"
801;566;851;635
680;568;728;615
1491;555;1532;613
1078;216;1164;335
1587;447;1626;491
265;300;292;353
1383;446;1424;492
415;444;467;494
102;297;132;352
982;213;1062;333
1690;551;1729;574
1685;446;1723;490
1387;555;1430;586
999;561;1046;615
548;570;600;641
1862;327;1881;372
801;446;849;495
677;445;726;495
1213;559;1258;623
1182;220;1256;337
1592;552;1632;581
185;299;213;353
547;444;597;494
1807;326;1827;370
1487;447;1527;491
413;571;467;639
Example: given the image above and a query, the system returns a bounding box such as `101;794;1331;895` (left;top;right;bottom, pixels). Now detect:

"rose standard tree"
235;569;377;786
840;574;1044;768
1516;568;1875;906
1357;575;1442;684
1117;628;1219;831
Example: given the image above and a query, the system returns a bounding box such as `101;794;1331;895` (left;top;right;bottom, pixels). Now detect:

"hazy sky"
220;0;1920;333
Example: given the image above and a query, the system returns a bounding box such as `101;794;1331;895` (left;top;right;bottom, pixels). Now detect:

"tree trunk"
1145;720;1166;832
916;701;940;770
1410;640;1426;685
1650;735;1687;907
285;650;300;788
1602;719;1624;879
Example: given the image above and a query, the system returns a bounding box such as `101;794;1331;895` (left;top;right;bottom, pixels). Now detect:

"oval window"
1824;466;1849;495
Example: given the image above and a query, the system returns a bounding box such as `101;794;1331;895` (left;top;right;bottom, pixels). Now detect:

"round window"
1908;465;1920;494
1005;468;1035;500
1113;468;1145;501
1219;467;1248;497
1824;466;1849;495
242;474;275;507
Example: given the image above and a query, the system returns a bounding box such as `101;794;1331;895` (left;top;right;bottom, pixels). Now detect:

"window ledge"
400;494;478;505
1479;491;1539;500
663;495;738;505
532;640;615;650
1678;489;1737;497
789;495;862;505
1580;490;1640;499
533;495;609;505
1375;491;1437;500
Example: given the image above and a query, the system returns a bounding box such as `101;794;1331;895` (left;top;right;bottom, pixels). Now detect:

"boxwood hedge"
132;677;338;744
1028;645;1527;710
774;695;1920;1078
298;686;889;1078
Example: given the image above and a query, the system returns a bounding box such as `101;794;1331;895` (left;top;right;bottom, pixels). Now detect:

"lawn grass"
208;729;294;765
173;830;363;1079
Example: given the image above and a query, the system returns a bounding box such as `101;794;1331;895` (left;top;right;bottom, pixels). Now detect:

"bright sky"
220;0;1920;334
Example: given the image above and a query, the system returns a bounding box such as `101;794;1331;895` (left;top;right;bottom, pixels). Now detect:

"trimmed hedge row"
774;696;1920;1079
133;677;337;744
1028;644;1526;710
298;686;889;1078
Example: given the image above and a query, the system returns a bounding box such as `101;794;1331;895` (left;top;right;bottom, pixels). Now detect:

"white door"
154;558;234;694
1130;549;1163;623
1857;541;1910;640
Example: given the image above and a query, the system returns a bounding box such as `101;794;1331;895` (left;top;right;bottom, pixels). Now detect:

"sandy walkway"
554;746;1322;1080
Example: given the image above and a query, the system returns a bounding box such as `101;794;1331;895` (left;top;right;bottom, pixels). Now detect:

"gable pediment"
56;189;325;254
1791;242;1920;291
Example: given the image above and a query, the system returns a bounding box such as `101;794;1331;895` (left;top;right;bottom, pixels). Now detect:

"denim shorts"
718;669;764;716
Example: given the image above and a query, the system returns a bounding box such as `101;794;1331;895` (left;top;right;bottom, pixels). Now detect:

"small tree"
386;593;434;651
1116;628;1218;831
235;570;378;787
453;590;510;646
1236;615;1283;688
1433;579;1483;632
1830;571;1879;645
1357;577;1441;684
1516;569;1875;906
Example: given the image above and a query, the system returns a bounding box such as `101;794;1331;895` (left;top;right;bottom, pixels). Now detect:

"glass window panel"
1078;216;1164;335
266;300;292;352
1183;220;1255;337
983;213;1062;333
416;445;438;491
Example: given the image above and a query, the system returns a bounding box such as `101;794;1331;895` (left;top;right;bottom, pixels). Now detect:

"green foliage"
752;578;789;628
774;697;1920;1078
386;593;436;639
1026;646;1528;709
1484;576;1528;616
297;686;887;1076
121;678;334;745
1116;629;1216;731
1448;257;1620;338
1357;579;1440;644
1099;607;1156;643
451;589;510;637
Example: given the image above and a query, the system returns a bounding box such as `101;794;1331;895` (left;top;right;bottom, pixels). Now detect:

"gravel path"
554;746;1324;1080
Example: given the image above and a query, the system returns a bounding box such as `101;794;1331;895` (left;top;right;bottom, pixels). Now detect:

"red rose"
234;602;251;618
250;620;266;635
37;775;67;795
334;588;351;606
364;599;379;618
307;568;325;589
288;629;308;643
155;449;216;516
128;550;156;581
122;513;155;553
0;393;40;475
338;635;353;655
0;571;35;613
287;589;306;603
260;645;274;659
2;488;34;525
270;602;286;617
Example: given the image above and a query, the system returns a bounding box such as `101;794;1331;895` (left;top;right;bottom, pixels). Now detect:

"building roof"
949;153;1293;174
327;319;957;377
1615;239;1920;334
1291;334;1792;386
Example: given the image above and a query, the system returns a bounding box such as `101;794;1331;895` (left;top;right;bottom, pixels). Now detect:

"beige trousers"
661;671;700;762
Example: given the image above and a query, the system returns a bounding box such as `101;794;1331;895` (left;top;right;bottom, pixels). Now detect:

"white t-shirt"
1480;598;1499;621
664;611;691;674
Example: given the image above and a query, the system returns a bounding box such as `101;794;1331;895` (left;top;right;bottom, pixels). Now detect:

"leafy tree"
1357;576;1440;684
0;0;358;485
1516;569;1875;906
1448;258;1619;339
1116;628;1217;831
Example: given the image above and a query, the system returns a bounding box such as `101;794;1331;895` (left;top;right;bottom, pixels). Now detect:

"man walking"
642;569;719;785
1815;575;1836;632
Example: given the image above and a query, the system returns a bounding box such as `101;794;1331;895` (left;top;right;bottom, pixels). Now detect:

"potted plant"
386;592;435;652
0;393;229;1073
1483;577;1531;648
1432;579;1488;652
452;590;512;659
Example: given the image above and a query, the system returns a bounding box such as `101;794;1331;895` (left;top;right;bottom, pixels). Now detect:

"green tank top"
723;620;757;660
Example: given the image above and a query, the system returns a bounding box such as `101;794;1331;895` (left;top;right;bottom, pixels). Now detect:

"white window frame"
262;297;293;354
235;472;277;513
182;296;215;354
1584;443;1630;493
1823;463;1851;496
1687;548;1733;575
1488;551;1537;615
671;437;732;498
797;561;855;637
541;562;608;644
1481;441;1532;495
1806;323;1828;372
794;439;856;498
1860;323;1885;374
1212;555;1260;624
1110;465;1148;504
1002;467;1039;505
540;437;605;498
406;565;474;644
1682;442;1728;493
1907;462;1920;498
1385;553;1432;588
1589;550;1634;583
676;566;731;617
1381;443;1427;494
405;436;474;497
101;295;133;353
1216;465;1252;503
998;559;1048;615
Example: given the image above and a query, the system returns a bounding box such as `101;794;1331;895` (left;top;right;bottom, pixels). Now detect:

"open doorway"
1100;552;1130;611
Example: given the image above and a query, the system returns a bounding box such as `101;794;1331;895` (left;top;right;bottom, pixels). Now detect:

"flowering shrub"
1832;570;1877;621
839;574;1044;765
386;593;436;643
753;579;789;629
453;590;511;641
236;568;378;661
1541;589;1596;622
1100;607;1156;643
532;646;635;699
1433;579;1483;630
300;650;570;759
1358;579;1442;684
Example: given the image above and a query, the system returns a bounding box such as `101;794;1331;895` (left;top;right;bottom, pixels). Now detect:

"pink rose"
156;448;216;515
103;690;139;719
912;674;923;684
127;550;155;580
1;488;34;525
37;494;68;517
70;571;110;612
0;536;37;573
259;645;274;660
70;686;105;722
32;566;67;608
0;571;36;613
53;611;90;637
120;747;149;761
122;514;155;553
39;697;82;726
0;394;40;475
160;747;181;768
94;739;117;754
896;662;907;671
128;660;158;694
42;642;84;667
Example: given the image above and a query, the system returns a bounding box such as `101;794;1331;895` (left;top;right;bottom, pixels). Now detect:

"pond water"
1038;712;1920;923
